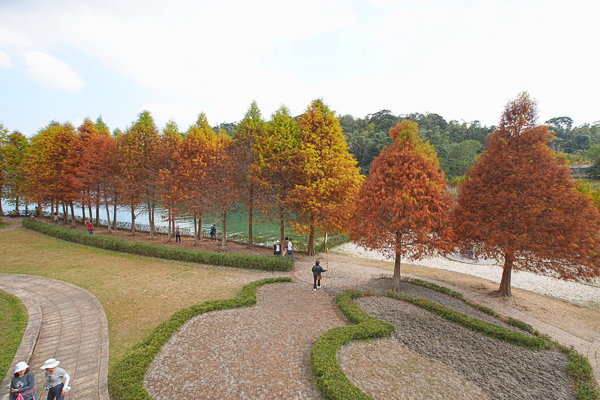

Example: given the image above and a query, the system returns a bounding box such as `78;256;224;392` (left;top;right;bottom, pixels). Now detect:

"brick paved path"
0;274;109;400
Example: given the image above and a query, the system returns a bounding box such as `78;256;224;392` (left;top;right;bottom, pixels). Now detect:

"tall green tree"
253;105;301;243
292;99;364;256
233;101;268;248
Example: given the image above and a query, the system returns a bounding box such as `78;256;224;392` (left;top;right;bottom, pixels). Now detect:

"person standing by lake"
85;219;93;235
287;238;294;259
175;226;181;243
41;358;70;400
9;362;35;400
210;224;217;241
53;213;58;226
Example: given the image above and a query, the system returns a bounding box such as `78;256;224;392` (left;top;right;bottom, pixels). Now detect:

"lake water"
1;200;311;247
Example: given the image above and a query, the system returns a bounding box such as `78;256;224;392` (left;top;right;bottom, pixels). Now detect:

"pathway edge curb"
0;283;42;400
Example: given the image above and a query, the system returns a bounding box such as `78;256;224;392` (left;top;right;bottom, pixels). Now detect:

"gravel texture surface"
333;243;600;308
145;282;348;399
351;296;575;400
338;338;490;400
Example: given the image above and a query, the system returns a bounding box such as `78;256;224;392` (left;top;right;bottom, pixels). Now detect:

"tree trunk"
221;211;227;249
307;217;316;256
248;186;254;248
498;254;513;297
88;196;92;222
148;201;154;239
393;251;402;292
194;215;198;246
62;204;67;223
279;207;285;244
113;198;118;230
0;198;3;215
393;233;402;292
167;207;172;242
82;202;86;223
70;203;76;228
198;208;203;242
105;194;112;233
96;196;100;228
131;205;136;235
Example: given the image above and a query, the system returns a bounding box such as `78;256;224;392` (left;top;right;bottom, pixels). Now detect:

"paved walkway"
0;274;109;400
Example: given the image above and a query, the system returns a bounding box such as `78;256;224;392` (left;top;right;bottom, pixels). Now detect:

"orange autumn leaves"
350;93;600;295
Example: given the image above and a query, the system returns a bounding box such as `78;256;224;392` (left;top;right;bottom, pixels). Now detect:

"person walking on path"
9;362;35;400
273;240;282;255
287;238;294;259
85;219;93;235
312;260;326;291
210;224;217;242
41;359;70;400
283;237;288;256
175;226;181;243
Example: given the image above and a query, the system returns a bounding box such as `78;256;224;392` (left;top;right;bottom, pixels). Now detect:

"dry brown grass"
0;226;289;366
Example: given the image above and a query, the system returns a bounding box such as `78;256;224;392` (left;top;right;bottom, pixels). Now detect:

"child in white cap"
41;359;70;400
9;361;35;400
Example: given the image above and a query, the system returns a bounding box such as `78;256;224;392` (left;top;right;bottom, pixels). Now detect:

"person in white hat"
9;361;35;400
40;359;70;400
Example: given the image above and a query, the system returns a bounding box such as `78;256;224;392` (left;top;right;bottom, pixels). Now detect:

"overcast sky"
0;0;598;136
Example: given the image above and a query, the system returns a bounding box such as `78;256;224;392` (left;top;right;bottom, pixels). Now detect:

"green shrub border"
400;277;539;334
310;290;394;400
383;290;547;349
22;219;294;271
108;277;292;399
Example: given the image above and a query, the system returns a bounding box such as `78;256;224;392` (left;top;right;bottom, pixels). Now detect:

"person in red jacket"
85;220;94;235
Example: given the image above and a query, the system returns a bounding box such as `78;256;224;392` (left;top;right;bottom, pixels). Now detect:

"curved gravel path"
145;282;348;399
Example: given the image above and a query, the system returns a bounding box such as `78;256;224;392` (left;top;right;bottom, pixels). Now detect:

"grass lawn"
0;290;27;379
0;227;289;368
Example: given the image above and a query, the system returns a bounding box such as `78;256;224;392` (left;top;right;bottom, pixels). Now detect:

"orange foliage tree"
291;99;363;256
350;120;453;291
452;93;600;297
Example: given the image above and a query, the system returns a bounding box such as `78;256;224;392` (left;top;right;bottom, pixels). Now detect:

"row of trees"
2;94;599;297
351;93;600;296
0;100;362;255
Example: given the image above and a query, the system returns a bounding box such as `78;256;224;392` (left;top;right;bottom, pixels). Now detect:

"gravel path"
338;338;490;400
350;296;575;400
333;243;600;308
145;282;348;399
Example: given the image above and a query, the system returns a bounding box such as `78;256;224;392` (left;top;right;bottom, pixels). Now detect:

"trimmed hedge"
383;290;547;349
109;277;292;399
22;219;294;271
400;277;536;334
311;290;395;400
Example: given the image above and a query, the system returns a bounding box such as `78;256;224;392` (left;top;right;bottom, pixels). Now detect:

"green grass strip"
383;290;547;349
558;344;600;400
311;290;395;400
0;290;28;379
23;219;294;272
108;277;292;399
